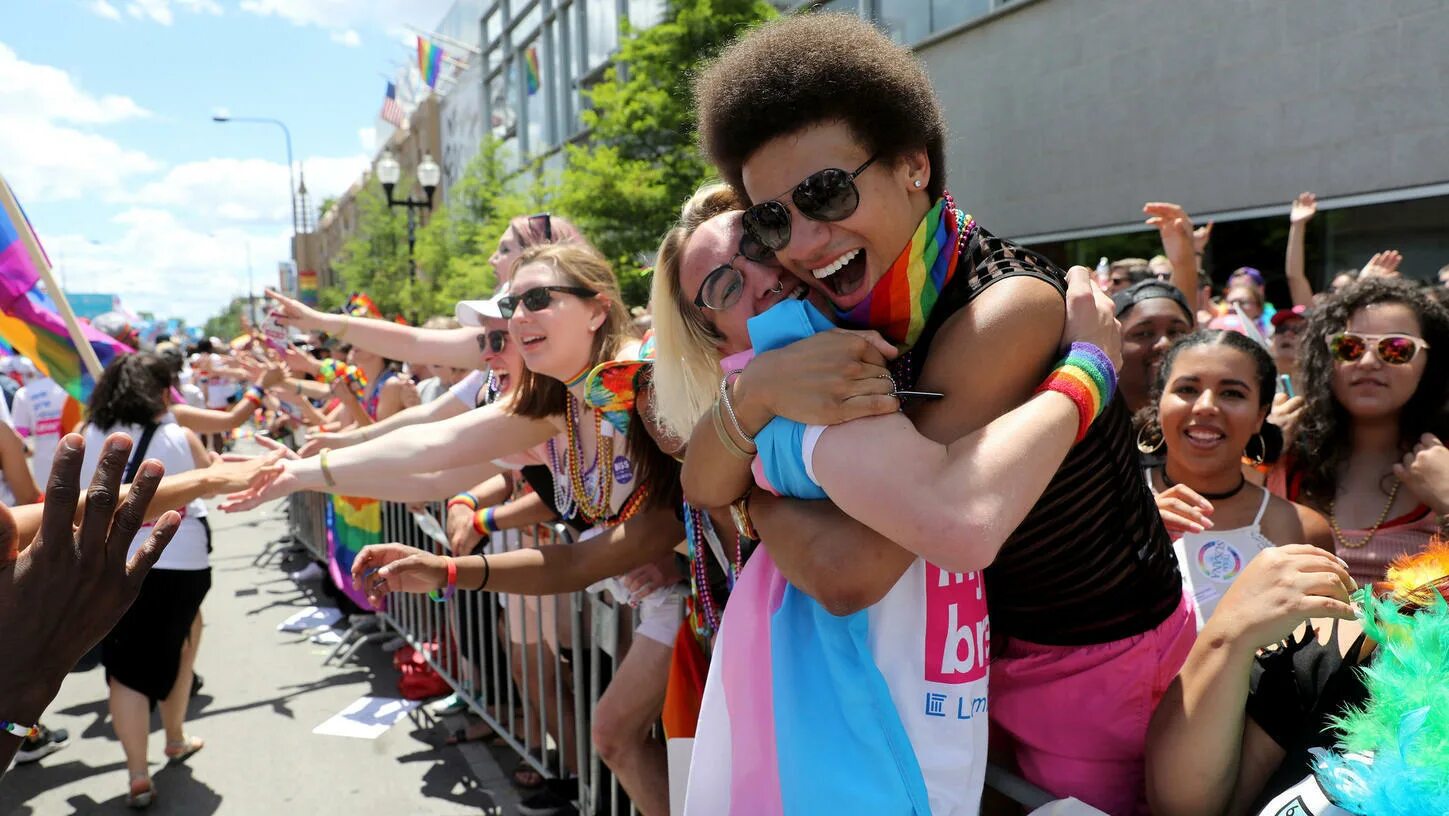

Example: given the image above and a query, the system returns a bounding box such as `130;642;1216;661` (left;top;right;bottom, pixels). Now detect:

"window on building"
627;0;665;29
586;0;619;72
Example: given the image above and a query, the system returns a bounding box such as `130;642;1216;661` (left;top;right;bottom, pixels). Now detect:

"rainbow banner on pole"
417;36;444;89
525;46;540;96
0;176;130;401
326;495;383;610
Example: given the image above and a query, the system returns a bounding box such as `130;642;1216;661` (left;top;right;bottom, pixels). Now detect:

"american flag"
380;81;404;127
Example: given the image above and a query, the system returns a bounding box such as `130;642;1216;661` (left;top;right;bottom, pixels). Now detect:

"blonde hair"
648;183;745;443
509;243;631;419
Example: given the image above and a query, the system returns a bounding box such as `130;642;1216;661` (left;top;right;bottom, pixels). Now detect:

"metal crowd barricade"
287;491;329;562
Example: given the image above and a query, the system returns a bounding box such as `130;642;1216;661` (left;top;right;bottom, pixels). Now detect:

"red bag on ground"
394;643;452;700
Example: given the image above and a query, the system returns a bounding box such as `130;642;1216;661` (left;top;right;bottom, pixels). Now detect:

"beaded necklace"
546;393;651;527
684;504;742;639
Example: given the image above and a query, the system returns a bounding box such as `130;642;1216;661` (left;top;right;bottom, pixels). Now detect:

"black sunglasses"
497;285;597;319
476;329;508;353
693;233;776;311
528;212;552;242
742;155;878;252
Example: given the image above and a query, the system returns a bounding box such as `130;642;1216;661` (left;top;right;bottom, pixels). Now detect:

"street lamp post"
211;114;299;238
376;151;441;276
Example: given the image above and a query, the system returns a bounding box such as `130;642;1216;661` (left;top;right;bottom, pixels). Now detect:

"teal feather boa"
1312;592;1449;814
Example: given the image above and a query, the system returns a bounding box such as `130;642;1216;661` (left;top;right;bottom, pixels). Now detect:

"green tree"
326;177;433;321
202;296;248;341
555;0;778;306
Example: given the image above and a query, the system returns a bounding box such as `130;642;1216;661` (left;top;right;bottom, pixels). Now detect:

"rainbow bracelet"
1;720;37;739
1035;342;1117;444
447;493;478;512
472;506;497;537
428;557;457;603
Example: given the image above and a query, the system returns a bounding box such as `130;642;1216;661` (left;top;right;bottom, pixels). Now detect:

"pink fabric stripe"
720;546;786;815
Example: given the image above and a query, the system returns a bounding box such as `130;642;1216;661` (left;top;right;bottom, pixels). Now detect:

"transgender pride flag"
0;175;130;401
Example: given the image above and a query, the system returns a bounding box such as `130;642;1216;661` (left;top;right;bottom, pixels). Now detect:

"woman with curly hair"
1269;276;1449;585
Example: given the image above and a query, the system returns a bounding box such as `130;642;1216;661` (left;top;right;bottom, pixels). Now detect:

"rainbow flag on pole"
525;46;541;96
417;36;444;89
0;175;130;402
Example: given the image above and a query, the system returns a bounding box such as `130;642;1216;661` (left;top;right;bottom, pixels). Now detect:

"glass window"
487;71;515;139
523;38;550;153
627;0;665;30
586;0;619;70
931;0;992;35
516;1;542;43
877;0;929;44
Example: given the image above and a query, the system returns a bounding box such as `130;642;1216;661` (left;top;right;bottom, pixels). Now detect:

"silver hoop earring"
768;281;784;295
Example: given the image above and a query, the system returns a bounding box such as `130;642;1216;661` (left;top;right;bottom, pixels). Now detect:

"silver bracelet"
719;369;755;446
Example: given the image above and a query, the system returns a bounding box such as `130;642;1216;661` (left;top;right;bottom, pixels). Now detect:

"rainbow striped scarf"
835;197;971;350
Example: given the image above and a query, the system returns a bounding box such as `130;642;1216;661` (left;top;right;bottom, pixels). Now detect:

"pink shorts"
989;591;1197;816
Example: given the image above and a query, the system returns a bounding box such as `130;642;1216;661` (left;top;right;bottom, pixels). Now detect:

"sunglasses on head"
528;212;552;242
1327;332;1430;365
497;285;597;319
476;329;508;353
693;232;776;311
742;154;879;252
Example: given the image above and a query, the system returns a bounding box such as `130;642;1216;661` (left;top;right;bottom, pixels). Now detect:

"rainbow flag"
0;175;130;402
525;46;540;96
326;495;383;610
417;36;444;89
345;292;381;318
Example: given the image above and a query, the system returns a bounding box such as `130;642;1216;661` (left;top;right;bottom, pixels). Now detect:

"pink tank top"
1268;467;1439;585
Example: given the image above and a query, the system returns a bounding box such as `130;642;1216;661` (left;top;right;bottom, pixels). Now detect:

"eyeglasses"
497;285;597;319
693;233;776;311
476;330;508;353
742;155;878;251
528;212;552;242
1327;332;1430;365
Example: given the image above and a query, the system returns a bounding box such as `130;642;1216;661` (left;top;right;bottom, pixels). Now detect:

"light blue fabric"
748;299;932;815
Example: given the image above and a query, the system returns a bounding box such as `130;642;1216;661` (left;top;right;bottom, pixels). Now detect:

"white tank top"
82;418;210;571
1152;471;1274;629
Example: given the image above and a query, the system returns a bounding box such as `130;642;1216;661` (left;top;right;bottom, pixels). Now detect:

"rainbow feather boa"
1312;541;1449;813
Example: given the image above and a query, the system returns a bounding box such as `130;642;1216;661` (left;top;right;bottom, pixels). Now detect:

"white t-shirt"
12;377;67;487
201;353;236;408
81;417;209;571
449;369;491;408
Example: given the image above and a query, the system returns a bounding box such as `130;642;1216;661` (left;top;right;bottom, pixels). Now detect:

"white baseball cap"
455;284;510;327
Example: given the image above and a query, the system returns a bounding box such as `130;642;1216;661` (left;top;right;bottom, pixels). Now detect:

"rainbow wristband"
1;720;37;739
428;557;457;603
1035;342;1117;444
447;493;478;512
472;506;497;537
243;385;265;406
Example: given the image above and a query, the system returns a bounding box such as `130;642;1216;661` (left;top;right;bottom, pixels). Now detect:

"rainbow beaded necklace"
835;194;974;351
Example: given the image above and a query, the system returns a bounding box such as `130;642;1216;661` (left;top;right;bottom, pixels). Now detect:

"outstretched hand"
350;543;449;608
1289;192;1317;225
219;446;299;513
266;288;328;333
1062;265;1122;370
0;434;179;740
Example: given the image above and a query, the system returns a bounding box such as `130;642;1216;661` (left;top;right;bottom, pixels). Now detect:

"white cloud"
49;213;289;324
330;28;361;47
124;154;369;228
357;126;376;153
124;0;221;25
88;0;122;20
0;44;158;202
239;0;456;36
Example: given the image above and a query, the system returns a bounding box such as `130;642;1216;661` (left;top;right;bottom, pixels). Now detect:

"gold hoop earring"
1136;424;1164;454
1248;433;1265;466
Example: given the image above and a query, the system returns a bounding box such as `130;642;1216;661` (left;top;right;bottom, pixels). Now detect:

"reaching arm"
299;388;470;457
1145;202;1204;317
266;288;486;370
0;423;38;506
351;504;683;600
1285;192;1317;308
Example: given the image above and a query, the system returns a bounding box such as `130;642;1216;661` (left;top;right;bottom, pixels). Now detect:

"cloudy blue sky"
3;0;456;324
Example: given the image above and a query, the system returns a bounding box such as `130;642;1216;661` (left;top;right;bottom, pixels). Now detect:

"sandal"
164;735;205;765
126;774;155;809
444;720;501;746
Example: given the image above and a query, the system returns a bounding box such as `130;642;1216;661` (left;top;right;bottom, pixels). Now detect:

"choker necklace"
563;363;592;390
835;193;975;350
1160;466;1247;501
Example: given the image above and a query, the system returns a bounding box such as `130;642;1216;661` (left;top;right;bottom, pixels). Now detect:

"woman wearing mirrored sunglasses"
1269;276;1449;585
681;13;1191;815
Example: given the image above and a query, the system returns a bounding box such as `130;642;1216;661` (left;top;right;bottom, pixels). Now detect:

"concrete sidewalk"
1;498;521;815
